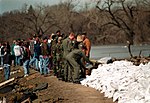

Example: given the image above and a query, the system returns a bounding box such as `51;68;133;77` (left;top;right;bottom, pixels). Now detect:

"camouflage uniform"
65;48;92;83
55;42;63;78
62;37;75;81
51;39;57;75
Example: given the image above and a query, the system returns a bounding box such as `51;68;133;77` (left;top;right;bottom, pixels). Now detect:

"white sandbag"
81;60;150;103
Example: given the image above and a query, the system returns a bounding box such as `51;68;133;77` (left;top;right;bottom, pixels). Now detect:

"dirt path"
23;72;114;103
0;68;114;103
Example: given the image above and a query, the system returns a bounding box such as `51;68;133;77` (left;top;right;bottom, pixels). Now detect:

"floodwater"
90;44;150;59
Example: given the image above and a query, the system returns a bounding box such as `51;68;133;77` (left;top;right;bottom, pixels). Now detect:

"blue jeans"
39;55;49;75
23;60;30;75
3;64;10;80
15;55;22;66
29;56;39;70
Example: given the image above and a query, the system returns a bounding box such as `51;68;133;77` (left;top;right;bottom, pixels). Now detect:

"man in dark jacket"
39;37;50;76
3;47;12;80
23;43;31;77
29;37;41;70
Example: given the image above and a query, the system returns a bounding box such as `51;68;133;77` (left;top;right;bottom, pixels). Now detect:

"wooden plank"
21;97;31;103
0;78;15;87
10;70;21;75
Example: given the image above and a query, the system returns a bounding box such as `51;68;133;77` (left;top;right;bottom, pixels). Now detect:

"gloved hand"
85;63;93;69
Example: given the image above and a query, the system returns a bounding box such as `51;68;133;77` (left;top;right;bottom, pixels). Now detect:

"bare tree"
55;0;80;33
24;5;58;37
95;0;142;44
0;0;150;45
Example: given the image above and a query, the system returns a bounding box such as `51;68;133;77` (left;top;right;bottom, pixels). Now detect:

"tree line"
0;0;150;45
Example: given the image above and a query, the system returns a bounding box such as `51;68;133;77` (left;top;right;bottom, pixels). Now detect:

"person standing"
14;41;23;66
29;36;36;58
62;32;75;81
33;37;41;70
81;32;91;75
29;36;36;68
29;37;41;70
50;34;58;76
0;43;5;67
3;47;12;80
82;32;91;58
39;37;50;76
23;43;31;77
47;33;55;72
55;37;63;78
5;42;11;54
11;40;16;67
48;33;55;54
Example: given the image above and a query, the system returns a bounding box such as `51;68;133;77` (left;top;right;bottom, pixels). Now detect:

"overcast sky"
0;0;61;14
0;0;97;14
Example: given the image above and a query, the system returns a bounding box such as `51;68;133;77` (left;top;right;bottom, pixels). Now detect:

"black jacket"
3;52;11;65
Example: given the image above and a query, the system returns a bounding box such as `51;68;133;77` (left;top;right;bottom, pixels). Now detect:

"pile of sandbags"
81;60;150;103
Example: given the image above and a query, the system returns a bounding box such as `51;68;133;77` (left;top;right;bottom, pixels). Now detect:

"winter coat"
3;52;11;65
62;37;74;59
41;42;50;56
83;38;91;57
34;43;41;59
23;48;31;61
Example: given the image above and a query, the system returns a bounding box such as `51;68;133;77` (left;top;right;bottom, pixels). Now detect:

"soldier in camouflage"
50;34;57;76
65;34;93;84
55;37;63;78
62;32;75;82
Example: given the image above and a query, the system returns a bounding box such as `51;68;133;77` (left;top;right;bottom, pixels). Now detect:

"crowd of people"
0;30;93;84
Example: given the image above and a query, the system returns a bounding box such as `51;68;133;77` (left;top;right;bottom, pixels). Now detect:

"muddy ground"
0;66;114;103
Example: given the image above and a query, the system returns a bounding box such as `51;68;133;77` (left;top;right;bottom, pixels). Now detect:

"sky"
0;0;60;14
0;0;97;14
